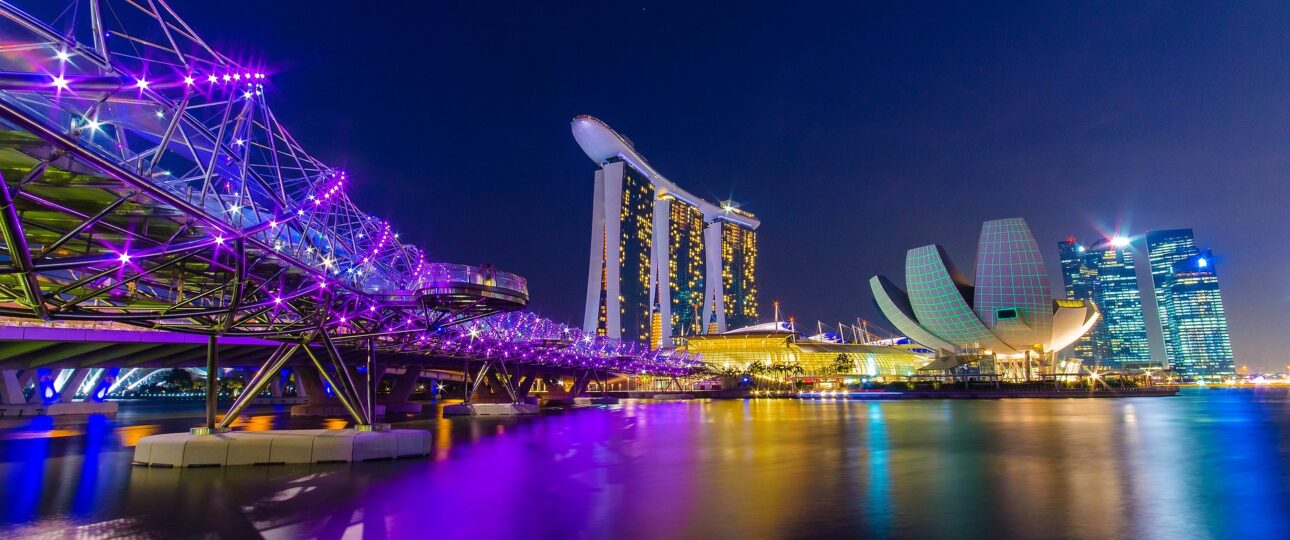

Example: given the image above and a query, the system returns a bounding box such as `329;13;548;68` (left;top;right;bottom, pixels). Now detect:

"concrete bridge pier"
443;361;539;416
240;367;304;405
380;367;425;414
1;368;118;416
290;367;384;419
541;370;617;406
269;372;284;397
0;369;26;409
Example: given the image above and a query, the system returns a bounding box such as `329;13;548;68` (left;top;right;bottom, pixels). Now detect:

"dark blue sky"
182;1;1288;369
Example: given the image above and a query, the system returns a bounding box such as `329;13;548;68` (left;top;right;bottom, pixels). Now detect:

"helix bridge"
0;0;701;429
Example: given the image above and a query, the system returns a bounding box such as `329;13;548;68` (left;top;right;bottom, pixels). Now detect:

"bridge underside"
0;337;651;417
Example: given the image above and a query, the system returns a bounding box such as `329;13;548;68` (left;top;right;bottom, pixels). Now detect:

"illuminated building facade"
1058;239;1097;362
719;211;759;330
575;116;760;346
1143;229;1237;378
1145;229;1198;365
1058;238;1151;369
668;197;707;337
682;324;930;380
1162;251;1234;377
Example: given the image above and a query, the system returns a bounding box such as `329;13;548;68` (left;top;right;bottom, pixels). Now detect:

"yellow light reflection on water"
435;418;452;461
234;415;276;432
0;428;83;441
116;424;161;447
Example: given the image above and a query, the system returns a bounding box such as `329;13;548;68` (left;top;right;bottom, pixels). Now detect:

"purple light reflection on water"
1;390;1289;538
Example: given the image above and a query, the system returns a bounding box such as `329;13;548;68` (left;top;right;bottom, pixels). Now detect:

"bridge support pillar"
371;364;419;415
203;335;219;432
540;374;575;406
298;368;328;404
570;370;592;397
1;370;25;405
57;368;90;403
515;369;536;400
25;369;43;404
291;345;381;421
366;363;386;413
13;368;120;416
269;372;284;397
82;368;113;401
389;368;420;403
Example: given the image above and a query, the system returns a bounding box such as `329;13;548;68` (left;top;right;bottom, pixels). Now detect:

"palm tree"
746;361;768;390
788;363;805;390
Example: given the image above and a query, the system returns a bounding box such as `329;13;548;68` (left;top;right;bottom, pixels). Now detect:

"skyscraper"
1057;239;1096;362
1145;229;1237;378
1162;251;1235;377
1057;238;1151;369
718;206;759;330
575;116;760;347
1145;229;1199;365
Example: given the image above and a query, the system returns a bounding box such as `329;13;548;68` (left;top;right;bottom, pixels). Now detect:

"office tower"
1159;248;1236;378
1057;237;1151;368
1057;239;1096;361
1145;229;1199;365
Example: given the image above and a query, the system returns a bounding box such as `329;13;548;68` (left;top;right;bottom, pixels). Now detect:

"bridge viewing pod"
384;263;529;317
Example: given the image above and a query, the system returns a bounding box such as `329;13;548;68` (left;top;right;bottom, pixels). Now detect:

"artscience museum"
869;218;1099;380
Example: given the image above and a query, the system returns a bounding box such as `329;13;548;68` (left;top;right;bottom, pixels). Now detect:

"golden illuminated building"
683;326;930;380
666;196;707;337
577;116;761;348
719;206;759;330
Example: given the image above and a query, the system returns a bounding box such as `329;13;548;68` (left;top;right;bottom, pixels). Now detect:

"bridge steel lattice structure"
0;1;700;428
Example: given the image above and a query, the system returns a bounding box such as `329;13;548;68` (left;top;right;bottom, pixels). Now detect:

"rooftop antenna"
773;301;781;324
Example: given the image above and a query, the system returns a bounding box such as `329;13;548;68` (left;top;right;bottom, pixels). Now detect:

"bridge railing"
419;263;528;296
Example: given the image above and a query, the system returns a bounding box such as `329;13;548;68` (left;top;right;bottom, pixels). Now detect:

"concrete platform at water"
132;428;431;467
442;403;539;416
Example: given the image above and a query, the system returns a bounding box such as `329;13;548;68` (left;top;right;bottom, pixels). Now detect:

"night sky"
180;1;1288;370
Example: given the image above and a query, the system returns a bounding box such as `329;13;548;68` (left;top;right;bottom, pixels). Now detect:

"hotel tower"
573;116;759;347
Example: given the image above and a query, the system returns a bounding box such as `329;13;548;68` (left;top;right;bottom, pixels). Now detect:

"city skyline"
3;3;1290;539
159;1;1290;370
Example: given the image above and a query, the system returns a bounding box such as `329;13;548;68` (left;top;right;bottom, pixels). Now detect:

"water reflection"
0;389;1287;538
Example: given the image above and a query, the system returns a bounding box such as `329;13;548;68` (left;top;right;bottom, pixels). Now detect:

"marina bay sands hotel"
573;116;760;348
